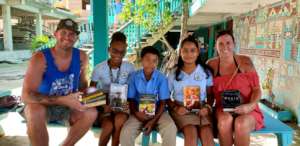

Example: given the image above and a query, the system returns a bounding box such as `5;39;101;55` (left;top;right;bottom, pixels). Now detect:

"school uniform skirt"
170;110;212;130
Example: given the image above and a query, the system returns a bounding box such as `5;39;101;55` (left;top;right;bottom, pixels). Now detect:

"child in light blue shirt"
167;36;214;146
90;32;134;146
120;46;177;146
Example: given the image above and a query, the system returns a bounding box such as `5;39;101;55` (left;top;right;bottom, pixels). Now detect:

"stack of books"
80;90;106;107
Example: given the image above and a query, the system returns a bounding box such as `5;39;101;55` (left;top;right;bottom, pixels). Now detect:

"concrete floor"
0;111;299;146
0;61;27;91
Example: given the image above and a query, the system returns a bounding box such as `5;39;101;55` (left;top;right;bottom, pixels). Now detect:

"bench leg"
142;133;150;146
151;131;158;144
275;133;293;146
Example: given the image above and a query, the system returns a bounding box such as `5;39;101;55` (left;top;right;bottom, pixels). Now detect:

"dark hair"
141;46;160;59
216;30;235;43
175;35;212;81
110;31;127;45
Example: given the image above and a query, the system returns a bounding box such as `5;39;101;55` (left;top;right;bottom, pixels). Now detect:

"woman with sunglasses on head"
90;32;135;146
207;30;264;146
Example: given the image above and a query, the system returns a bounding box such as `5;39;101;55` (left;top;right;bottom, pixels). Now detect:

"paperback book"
139;94;156;116
183;86;200;107
109;83;129;113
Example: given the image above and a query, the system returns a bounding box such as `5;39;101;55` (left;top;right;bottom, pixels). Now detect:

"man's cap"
56;18;80;35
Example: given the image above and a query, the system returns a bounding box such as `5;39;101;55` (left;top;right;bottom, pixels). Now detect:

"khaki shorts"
20;105;71;125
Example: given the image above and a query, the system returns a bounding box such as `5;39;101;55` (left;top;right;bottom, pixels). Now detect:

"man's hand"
143;118;156;135
234;103;255;114
61;92;87;111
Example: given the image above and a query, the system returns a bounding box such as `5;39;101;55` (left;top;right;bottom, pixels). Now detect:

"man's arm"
21;52;86;111
21;52;58;105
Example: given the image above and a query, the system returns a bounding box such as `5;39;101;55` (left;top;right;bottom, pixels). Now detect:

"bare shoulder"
23;51;46;92
235;54;255;72
206;57;219;70
29;51;46;69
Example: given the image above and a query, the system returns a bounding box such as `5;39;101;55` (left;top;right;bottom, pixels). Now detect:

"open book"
183;86;200;108
109;83;129;113
139;94;156;116
80;90;106;107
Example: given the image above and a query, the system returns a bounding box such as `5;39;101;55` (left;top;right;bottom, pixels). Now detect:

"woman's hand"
198;107;210;117
234;103;255;114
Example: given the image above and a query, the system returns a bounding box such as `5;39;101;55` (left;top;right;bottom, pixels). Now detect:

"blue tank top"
38;48;81;96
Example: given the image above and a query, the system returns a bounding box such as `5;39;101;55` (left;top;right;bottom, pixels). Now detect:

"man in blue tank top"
21;18;97;146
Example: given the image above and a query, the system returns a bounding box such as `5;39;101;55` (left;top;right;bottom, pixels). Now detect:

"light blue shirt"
127;69;170;107
91;60;135;92
168;65;213;102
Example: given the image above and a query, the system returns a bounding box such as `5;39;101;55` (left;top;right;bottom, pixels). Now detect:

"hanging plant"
30;35;56;53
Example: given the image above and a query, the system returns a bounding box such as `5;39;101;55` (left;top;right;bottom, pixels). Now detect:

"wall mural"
233;0;300;125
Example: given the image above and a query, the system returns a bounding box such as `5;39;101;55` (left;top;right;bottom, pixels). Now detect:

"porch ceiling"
176;0;283;30
0;7;60;20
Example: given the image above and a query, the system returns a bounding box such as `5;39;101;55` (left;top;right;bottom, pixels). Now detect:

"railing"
115;0;183;55
29;0;56;7
78;0;209;59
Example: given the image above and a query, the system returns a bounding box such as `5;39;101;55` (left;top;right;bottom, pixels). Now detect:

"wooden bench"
142;113;294;146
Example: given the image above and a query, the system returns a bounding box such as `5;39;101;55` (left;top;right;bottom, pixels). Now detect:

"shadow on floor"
0;136;30;146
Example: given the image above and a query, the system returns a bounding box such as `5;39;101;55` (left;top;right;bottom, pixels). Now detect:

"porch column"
208;26;215;58
36;13;43;36
2;5;13;51
92;0;108;66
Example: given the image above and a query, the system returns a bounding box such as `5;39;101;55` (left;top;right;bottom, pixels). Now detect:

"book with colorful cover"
183;86;200;107
139;94;156;116
80;90;106;107
109;83;129;113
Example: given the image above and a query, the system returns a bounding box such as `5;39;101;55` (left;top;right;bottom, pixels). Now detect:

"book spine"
85;100;106;107
81;92;104;101
84;96;106;104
